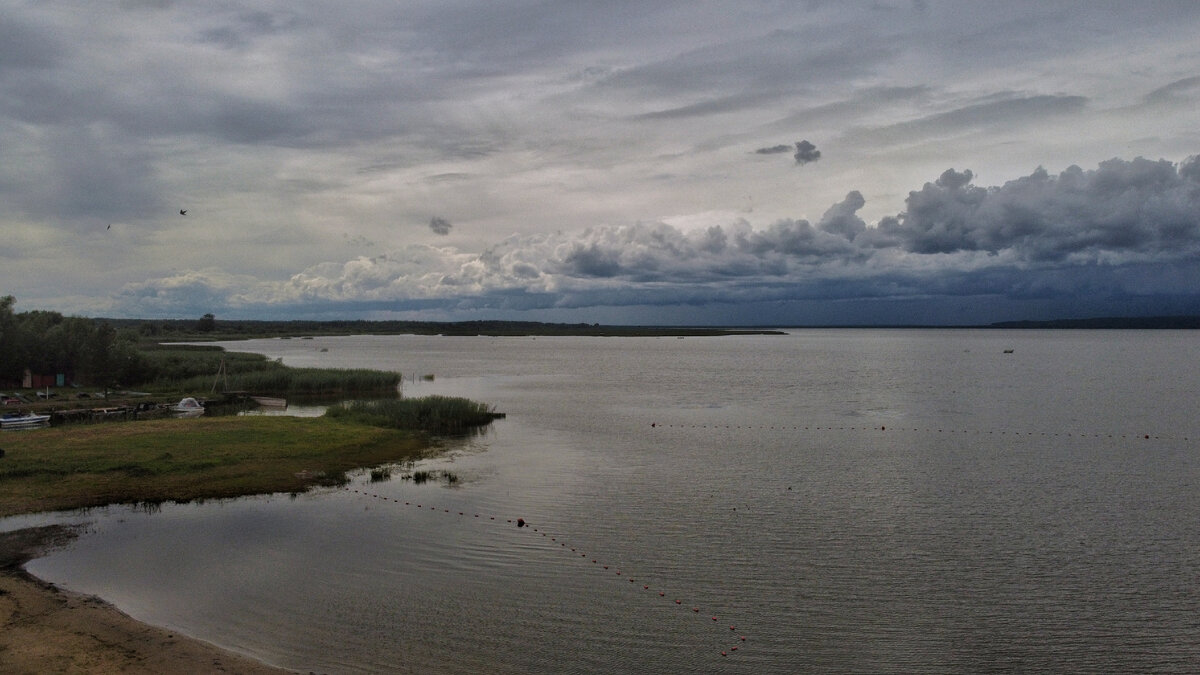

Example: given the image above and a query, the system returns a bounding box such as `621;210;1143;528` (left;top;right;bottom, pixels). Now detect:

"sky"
3;1;1199;326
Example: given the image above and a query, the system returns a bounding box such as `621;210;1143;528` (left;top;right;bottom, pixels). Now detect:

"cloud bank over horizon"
106;155;1200;324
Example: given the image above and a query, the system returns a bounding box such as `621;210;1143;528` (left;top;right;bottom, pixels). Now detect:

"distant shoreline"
93;314;1200;341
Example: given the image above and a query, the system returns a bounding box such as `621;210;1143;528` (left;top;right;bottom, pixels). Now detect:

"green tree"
197;313;216;332
0;295;24;383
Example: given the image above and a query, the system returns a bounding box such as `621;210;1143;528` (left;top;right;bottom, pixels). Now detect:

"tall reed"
325;396;498;434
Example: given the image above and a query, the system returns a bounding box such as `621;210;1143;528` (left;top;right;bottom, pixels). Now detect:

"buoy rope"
648;422;1187;442
345;487;748;659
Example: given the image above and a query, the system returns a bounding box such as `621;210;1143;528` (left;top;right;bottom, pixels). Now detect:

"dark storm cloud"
754;144;792;155
878;156;1200;260
793;140;821;165
429;216;453;235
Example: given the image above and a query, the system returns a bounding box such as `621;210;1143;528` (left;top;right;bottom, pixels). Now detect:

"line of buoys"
648;422;1189;442
346;486;748;659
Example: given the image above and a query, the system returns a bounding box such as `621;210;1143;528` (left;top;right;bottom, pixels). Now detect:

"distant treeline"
99;317;786;338
989;316;1200;329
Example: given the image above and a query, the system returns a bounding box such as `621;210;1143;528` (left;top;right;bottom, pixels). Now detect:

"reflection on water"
13;330;1200;673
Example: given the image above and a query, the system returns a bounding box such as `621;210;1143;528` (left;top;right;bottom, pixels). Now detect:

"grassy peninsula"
0;415;430;518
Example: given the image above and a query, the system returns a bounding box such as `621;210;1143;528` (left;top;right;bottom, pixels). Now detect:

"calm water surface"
7;330;1200;673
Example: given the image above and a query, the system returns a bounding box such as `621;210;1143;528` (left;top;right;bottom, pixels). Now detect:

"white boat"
172;397;205;416
0;412;51;429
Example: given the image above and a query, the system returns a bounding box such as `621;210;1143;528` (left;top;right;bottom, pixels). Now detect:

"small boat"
0;412;51;429
172;397;205;416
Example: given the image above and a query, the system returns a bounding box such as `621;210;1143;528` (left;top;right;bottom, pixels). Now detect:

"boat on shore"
250;396;287;409
171;397;205;416
0;412;51;429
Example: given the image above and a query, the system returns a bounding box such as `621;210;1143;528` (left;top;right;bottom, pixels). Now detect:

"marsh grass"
325;396;500;434
405;469;458;486
0;417;426;517
140;346;400;395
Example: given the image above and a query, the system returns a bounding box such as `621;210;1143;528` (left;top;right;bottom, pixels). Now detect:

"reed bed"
325;396;499;434
140;346;401;395
179;367;401;395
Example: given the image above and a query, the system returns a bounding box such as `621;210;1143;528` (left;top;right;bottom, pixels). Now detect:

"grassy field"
0;416;429;518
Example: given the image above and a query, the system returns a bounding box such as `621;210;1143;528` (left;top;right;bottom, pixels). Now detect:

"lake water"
6;330;1200;673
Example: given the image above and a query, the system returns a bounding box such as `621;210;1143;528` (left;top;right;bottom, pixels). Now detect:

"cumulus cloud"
429;216;452;235
793;140;821;165
878;156;1200;260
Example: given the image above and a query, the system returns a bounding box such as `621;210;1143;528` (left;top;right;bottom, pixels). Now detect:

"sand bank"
1;525;292;675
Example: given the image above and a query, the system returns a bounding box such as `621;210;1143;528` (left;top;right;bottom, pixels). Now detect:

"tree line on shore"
0;296;403;395
0;295;147;389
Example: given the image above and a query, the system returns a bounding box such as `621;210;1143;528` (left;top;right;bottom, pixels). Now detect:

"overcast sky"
3;1;1199;325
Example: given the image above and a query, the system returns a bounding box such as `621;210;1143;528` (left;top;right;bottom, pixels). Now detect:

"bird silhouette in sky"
179;209;187;215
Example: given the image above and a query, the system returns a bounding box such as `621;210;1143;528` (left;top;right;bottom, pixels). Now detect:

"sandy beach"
0;525;293;675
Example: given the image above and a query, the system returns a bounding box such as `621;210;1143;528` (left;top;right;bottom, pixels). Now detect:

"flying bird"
179;209;187;216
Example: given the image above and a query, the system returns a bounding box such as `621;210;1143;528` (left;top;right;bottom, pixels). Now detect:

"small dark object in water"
516;518;525;527
179;209;187;215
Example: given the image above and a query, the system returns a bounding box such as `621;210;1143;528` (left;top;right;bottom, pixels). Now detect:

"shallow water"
9;330;1200;673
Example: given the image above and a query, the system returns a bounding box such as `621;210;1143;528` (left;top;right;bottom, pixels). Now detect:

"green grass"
0;416;427;517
